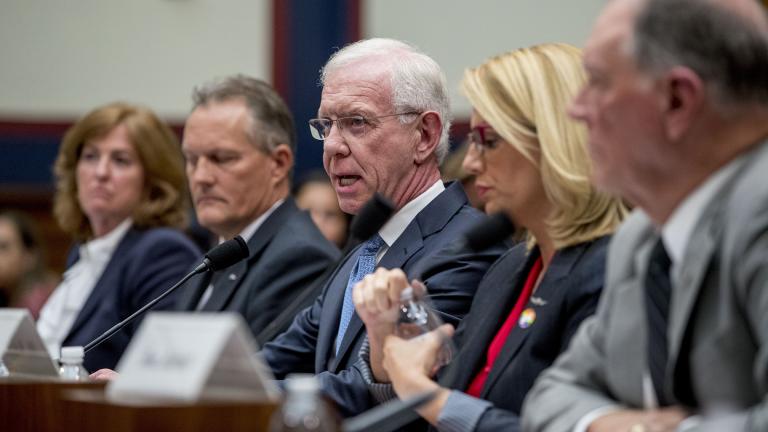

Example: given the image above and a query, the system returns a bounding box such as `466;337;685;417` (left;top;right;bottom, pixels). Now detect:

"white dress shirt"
37;219;133;359
375;180;445;260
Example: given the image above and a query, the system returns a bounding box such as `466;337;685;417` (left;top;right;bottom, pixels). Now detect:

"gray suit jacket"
522;140;768;432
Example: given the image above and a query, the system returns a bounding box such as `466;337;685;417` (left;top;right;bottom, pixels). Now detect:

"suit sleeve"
719;198;768;432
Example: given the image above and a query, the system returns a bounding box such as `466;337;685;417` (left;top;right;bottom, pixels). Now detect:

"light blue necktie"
335;234;385;355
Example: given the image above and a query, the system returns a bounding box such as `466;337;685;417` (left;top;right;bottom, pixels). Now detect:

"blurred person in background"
294;169;350;248
37;102;200;372
353;43;626;432
0;210;59;319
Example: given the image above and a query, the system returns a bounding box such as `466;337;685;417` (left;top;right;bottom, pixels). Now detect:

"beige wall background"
364;0;604;118
0;0;271;121
0;0;603;121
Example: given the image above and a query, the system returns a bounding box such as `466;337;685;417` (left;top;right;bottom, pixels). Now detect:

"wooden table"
0;377;105;432
59;388;279;432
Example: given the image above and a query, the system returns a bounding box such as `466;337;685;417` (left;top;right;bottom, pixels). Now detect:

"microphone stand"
83;268;205;353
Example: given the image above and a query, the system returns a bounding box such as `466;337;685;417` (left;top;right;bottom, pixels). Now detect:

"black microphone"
459;212;515;253
345;193;396;248
254;194;396;346
83;236;250;354
192;235;250;272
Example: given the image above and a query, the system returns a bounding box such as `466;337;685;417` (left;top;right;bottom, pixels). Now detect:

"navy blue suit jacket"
175;198;340;339
433;236;611;432
62;227;200;372
261;182;505;415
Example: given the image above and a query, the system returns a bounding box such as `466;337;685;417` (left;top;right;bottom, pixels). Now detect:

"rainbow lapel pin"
518;308;537;329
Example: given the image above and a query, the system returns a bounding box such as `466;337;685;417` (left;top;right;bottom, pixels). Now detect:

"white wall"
0;0;605;121
363;0;605;118
0;0;270;121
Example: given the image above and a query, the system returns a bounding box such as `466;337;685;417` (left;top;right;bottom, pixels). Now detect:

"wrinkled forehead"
319;60;394;115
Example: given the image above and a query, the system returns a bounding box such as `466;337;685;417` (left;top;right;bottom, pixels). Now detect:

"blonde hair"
54;102;188;241
461;43;626;249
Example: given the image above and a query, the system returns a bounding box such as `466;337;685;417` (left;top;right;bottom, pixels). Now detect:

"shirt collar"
378;180;445;247
80;218;133;261
221;198;285;244
661;161;740;265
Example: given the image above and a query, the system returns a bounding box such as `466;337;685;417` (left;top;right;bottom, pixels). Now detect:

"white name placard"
0;308;59;378
107;312;279;403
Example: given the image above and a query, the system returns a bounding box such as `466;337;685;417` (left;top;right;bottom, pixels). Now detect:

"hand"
382;324;455;399
352;267;411;382
352;267;409;338
90;368;120;381
588;407;689;432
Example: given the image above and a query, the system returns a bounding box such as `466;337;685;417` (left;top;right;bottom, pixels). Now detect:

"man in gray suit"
522;0;768;431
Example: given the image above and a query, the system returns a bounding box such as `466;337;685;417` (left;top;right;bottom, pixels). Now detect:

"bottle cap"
60;346;85;362
285;373;320;392
399;286;414;301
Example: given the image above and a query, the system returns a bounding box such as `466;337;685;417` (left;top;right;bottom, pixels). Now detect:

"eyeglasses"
468;125;501;156
308;112;421;141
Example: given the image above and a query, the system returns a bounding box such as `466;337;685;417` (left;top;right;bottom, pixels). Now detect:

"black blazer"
175;198;340;340
433;236;611;432
261;182;506;416
62;227;201;372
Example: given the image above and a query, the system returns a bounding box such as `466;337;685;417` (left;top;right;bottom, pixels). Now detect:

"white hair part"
320;38;452;163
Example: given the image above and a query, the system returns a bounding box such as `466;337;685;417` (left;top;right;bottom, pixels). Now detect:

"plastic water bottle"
396;285;454;367
269;374;338;432
0;359;9;377
58;346;89;381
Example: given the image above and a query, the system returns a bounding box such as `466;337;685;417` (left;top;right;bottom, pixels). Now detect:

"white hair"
320;38;452;163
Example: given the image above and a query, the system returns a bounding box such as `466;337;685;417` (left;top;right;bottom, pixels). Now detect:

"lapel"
481;244;587;397
318;250;361;371
329;182;469;371
440;247;531;391
667;186;727;375
330;223;427;371
608;237;655;407
65;228;142;341
201;199;298;311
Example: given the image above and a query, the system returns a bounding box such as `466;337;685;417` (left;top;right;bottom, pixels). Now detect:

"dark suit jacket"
433;236;610;432
62;227;200;372
261;182;506;416
175;198;340;339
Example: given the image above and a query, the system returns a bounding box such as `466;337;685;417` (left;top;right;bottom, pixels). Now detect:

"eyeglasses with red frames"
308;112;421;141
467;125;501;155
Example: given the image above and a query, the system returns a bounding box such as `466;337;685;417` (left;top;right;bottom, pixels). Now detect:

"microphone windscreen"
205;236;249;271
464;212;515;252
349;193;395;241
